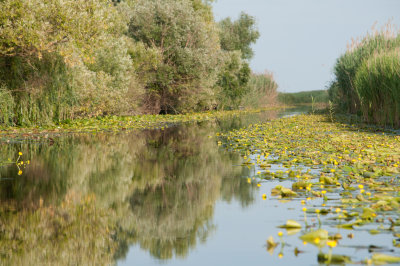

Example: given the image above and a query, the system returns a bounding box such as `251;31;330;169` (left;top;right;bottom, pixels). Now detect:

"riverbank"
0;106;284;137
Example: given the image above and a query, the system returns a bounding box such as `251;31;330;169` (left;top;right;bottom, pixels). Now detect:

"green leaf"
318;253;351;263
372;253;400;264
278;220;302;229
300;229;328;242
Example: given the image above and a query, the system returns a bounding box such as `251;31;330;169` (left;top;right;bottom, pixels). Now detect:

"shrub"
0;0;138;124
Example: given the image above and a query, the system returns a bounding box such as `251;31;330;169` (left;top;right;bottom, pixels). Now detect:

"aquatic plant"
219;113;400;263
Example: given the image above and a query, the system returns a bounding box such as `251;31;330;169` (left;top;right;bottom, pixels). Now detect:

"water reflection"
0;110;284;264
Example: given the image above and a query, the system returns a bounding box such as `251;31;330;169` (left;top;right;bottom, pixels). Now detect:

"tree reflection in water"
0;110;279;263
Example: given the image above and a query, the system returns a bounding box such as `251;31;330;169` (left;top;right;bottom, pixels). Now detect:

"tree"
128;0;222;113
218;12;260;60
216;51;250;109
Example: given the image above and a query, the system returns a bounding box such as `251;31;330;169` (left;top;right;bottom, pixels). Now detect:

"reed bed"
329;23;400;127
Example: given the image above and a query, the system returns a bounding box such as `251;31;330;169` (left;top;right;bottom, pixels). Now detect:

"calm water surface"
1;107;390;265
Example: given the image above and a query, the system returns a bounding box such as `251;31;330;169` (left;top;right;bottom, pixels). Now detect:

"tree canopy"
218;12;260;60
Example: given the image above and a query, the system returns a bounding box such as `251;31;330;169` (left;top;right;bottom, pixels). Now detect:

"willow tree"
128;0;222;113
215;12;260;109
218;12;260;60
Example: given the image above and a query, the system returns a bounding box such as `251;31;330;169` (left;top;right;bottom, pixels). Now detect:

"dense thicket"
328;26;400;127
0;0;277;126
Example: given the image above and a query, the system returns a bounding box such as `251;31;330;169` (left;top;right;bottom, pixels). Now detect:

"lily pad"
317;253;351;264
278;219;302;229
300;229;328;242
371;253;400;264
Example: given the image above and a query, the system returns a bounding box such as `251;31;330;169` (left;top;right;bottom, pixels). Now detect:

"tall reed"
354;49;400;127
329;23;400;127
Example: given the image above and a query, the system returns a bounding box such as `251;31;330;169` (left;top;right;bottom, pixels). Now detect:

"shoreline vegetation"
278;90;328;106
328;23;400;128
0;0;278;128
0;107;284;136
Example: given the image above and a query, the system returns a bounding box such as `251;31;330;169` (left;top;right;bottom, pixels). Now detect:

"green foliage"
216;51;250;109
354;49;400;126
328;26;400;127
0;54;77;125
0;0;126;59
218;12;260;60
330;34;400;114
0;0;269;125
215;12;262;109
0;0;136;125
278;90;328;105
128;0;221;113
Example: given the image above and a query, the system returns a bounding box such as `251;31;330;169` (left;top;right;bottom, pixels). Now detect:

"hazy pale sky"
212;0;400;92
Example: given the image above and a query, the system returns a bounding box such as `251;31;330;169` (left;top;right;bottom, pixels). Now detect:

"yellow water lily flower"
327;240;337;248
262;194;267;200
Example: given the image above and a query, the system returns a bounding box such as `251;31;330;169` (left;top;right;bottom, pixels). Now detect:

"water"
1;107;389;265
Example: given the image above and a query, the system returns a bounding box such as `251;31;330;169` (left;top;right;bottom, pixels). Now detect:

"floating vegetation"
219;114;400;264
0;108;282;142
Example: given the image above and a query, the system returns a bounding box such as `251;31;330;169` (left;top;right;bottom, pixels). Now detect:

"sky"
212;0;400;92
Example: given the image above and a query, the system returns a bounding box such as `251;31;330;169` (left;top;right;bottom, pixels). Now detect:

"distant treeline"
0;0;277;126
328;24;400;127
278;90;328;105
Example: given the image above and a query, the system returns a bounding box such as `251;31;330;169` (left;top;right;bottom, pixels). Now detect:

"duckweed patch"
219;114;400;264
